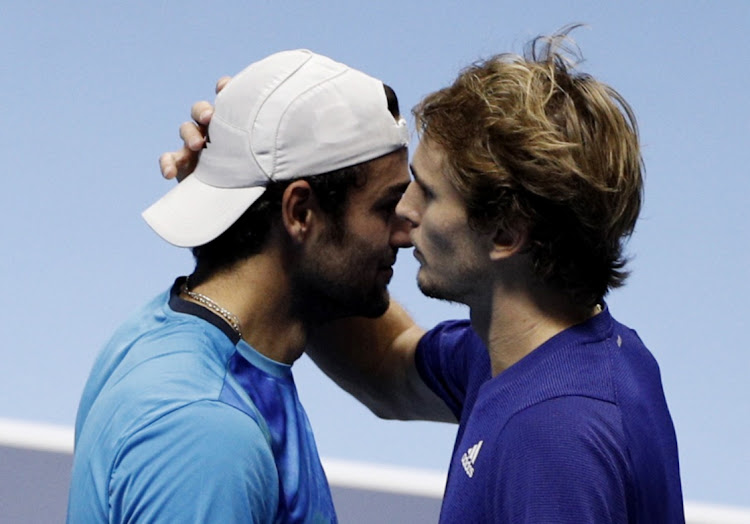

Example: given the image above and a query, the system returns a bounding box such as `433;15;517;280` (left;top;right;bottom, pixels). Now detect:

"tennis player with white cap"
67;49;416;523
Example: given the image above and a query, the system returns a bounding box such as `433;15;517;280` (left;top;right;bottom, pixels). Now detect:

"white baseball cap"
143;49;409;248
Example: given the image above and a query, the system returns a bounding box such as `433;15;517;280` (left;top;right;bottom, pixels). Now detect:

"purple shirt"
416;308;684;523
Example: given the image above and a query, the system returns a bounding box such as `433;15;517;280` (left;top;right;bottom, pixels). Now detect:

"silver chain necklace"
182;281;243;337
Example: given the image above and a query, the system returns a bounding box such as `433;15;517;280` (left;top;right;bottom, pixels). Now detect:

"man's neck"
186;254;307;365
469;282;596;377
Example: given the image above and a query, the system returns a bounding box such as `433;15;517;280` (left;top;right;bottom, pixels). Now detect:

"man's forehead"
411;139;448;181
413;137;445;165
356;148;410;195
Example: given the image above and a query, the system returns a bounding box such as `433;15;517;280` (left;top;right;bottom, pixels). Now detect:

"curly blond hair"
413;26;643;306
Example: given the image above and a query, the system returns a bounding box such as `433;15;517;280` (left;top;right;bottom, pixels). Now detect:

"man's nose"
395;182;420;228
390;215;413;248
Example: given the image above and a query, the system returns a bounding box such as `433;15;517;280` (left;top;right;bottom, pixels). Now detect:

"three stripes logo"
461;440;483;478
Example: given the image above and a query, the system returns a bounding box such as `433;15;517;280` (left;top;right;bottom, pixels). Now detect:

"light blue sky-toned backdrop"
2;1;748;508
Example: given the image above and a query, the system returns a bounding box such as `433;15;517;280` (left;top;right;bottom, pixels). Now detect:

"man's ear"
489;224;528;261
281;180;318;243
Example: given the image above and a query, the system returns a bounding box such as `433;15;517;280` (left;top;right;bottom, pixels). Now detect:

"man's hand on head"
159;76;231;181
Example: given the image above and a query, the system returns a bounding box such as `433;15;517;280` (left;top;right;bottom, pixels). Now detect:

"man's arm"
307;301;456;423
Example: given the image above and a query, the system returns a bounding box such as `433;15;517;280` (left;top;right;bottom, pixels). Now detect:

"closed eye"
409;165;435;201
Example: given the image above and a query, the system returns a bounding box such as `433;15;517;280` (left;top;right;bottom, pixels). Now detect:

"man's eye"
417;183;433;201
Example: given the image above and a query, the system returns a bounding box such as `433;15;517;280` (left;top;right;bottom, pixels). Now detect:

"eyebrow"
372;180;410;207
409;164;433;193
379;181;410;201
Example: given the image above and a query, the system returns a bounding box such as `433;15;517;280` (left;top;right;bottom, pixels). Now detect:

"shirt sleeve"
109;400;279;524
415;319;489;419
490;396;630;523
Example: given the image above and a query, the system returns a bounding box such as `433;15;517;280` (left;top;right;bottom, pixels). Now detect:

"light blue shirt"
67;278;336;523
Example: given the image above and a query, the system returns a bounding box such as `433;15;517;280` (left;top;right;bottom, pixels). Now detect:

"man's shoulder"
417;319;489;379
419;319;484;353
110;287;221;350
77;309;246;462
123;399;273;456
502;395;624;444
96;286;236;392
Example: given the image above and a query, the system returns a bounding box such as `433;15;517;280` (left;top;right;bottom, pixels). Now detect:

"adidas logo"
461;440;483;478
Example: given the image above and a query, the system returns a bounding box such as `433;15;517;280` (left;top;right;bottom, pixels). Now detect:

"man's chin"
330;289;390;320
359;290;390;318
417;276;455;303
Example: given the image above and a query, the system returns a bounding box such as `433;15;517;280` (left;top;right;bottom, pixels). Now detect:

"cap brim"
142;175;266;248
